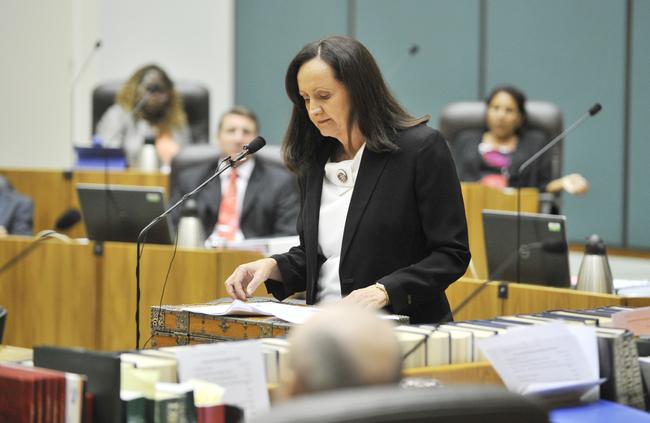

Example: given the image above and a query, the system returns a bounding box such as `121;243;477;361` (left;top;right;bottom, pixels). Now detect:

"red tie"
215;168;239;240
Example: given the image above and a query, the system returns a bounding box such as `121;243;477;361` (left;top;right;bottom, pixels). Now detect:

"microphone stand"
0;231;72;277
134;139;265;349
400;239;564;363
70;40;102;167
513;103;602;283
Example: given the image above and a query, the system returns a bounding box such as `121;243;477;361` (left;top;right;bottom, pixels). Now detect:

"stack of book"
393;306;645;410
0;363;85;423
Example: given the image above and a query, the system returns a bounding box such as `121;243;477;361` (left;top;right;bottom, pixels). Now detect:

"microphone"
230;136;266;163
400;237;567;363
514;103;602;283
0;230;72;277
386;43;420;79
442;239;565;324
70;40;102;162
55;209;82;231
133;137;267;349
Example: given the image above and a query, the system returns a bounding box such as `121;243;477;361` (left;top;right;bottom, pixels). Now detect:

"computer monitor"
482;210;570;288
76;183;174;244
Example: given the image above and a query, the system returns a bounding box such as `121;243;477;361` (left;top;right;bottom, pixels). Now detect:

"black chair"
250;385;549;423
92;80;210;144
439;101;563;214
0;306;7;344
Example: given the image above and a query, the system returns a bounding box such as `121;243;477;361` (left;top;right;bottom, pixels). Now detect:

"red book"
196;404;224;423
0;365;39;423
0;363;67;423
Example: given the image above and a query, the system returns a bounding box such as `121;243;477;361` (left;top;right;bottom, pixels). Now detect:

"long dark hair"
485;85;528;134
283;35;428;174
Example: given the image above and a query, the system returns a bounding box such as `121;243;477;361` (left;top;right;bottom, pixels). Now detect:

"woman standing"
225;36;470;324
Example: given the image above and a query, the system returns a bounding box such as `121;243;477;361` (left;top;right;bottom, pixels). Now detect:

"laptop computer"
74;146;127;169
482;210;571;288
76;183;174;244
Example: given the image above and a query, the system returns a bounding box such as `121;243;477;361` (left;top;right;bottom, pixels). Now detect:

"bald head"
286;304;402;397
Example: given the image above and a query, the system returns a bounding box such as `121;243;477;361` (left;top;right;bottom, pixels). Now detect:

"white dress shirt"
317;144;365;303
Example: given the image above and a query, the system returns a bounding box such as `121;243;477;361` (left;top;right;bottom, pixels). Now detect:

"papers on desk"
613;278;650;297
174;341;269;419
182;300;320;324
478;322;602;404
205;235;299;256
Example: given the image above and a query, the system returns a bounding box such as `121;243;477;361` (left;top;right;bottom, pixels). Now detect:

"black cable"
142;228;181;350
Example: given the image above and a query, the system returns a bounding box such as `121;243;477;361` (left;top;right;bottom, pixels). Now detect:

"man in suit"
0;175;33;236
170;106;299;244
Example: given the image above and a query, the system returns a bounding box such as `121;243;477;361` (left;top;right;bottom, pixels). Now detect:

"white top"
205;158;255;245
317;144;366;303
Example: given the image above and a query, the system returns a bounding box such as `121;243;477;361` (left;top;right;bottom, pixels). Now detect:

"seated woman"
452;85;589;195
95;64;191;169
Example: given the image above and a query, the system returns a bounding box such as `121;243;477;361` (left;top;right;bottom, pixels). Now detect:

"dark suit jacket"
0;190;33;236
267;125;471;324
170;157;299;239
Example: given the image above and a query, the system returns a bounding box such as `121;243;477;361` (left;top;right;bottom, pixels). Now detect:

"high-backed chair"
92;80;210;144
250;385;549;423
0;306;7;344
439;101;563;213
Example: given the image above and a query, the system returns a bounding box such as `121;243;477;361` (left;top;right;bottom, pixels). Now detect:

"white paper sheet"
174;341;269;419
183;300;320;324
477;322;600;396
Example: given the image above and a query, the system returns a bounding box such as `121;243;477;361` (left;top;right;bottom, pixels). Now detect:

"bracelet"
375;282;390;305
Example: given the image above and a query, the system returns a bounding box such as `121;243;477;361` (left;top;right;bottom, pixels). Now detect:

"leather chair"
167;143;285;224
92;80;210;144
250;385;549;423
439;101;563;214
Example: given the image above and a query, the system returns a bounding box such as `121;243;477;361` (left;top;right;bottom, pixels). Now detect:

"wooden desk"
0;168;169;238
0;236;100;349
446;277;648;321
0;236;264;351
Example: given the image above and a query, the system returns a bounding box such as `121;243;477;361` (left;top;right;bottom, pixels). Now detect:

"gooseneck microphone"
514;103;602;283
54;208;82;231
387;43;420;80
400;238;567;363
0;230;72;277
70;40;102;157
134;136;267;349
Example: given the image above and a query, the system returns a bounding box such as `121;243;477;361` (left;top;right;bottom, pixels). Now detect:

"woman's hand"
341;284;389;309
546;173;590;195
224;258;281;301
561;173;589;195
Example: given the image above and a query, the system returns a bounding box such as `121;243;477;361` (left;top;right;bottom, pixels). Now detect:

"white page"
183;300;320;324
174;341;269;419
566;324;600;401
478;322;598;394
248;302;320;324
182;300;273;317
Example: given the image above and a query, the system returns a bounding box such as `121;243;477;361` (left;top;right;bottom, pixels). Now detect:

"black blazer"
170;157;299;239
267;125;471;324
